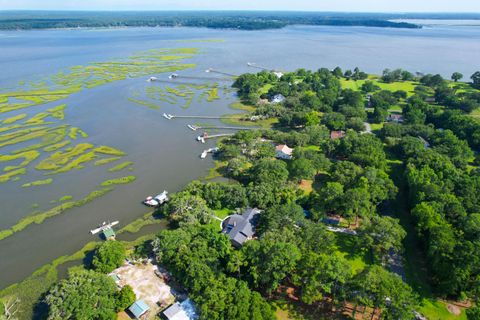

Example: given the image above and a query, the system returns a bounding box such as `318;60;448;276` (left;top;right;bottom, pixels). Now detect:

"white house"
275;144;293;160
271;94;286;104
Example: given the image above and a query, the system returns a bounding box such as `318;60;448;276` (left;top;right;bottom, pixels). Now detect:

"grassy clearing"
22;178;53;188
229;101;256;112
221;114;277;129
298;179;313;194
418;300;467;320
213;208;231;219
332;232;371;274
339;78;417;96
203;160;227;180
117;211;164;234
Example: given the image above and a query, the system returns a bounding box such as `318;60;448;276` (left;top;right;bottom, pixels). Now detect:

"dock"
200;147;219;159
163;113;238;120
188;124;253;131
197;133;233;143
205;68;238;77
90;221;119;235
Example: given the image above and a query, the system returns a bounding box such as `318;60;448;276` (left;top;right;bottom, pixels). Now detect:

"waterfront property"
221;208;261;248
110;261;175;319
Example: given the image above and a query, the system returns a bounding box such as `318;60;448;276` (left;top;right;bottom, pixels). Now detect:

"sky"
0;0;480;12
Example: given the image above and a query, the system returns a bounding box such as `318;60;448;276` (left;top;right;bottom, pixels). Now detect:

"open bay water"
0;24;479;289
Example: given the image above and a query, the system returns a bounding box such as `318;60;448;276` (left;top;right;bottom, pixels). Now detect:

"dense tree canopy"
92;241;126;274
45;270;118;320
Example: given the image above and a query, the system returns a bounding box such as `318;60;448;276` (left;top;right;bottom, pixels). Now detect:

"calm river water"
0;24;479;289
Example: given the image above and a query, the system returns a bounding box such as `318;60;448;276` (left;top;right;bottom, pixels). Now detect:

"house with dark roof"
222;208;261;248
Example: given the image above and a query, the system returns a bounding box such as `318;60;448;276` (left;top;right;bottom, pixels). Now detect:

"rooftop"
129;300;150;319
102;227;116;239
275;144;293;156
222;208;261;247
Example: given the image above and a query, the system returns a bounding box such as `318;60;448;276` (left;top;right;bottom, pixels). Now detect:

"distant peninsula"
0;11;426;30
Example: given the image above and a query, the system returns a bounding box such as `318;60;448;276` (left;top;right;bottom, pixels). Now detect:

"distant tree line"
0;11;421;30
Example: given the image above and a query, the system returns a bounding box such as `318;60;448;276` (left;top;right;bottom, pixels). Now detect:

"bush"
115;285;136;312
92;241;126;273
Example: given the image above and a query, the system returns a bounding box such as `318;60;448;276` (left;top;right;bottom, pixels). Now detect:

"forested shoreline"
3;66;480;319
0;11;422;30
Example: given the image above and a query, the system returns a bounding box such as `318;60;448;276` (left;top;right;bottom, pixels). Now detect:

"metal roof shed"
129;300;150;319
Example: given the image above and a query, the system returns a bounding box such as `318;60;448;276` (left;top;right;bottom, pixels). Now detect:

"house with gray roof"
222;208;261;248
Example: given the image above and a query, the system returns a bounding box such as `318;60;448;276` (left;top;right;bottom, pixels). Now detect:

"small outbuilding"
102;227;116;240
275;144;293;160
129;300;150;319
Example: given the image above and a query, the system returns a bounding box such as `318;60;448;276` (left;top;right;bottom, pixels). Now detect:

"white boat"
200;150;208;159
90;221;119;235
187;124;198;131
143;191;169;207
168;73;179;79
147;77;158;82
163;113;173;120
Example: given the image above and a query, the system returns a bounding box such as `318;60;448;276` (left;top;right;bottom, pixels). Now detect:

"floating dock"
200;147;219;159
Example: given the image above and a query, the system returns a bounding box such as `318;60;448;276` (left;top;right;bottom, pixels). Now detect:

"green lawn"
339;78;417;96
332;232;371;274
418;300;467;320
213;208;231;219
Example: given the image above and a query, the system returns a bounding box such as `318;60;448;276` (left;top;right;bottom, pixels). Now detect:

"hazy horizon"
1;0;480;13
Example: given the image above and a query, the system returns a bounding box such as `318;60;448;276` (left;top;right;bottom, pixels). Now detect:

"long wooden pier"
163;113;239;120
206;68;238;77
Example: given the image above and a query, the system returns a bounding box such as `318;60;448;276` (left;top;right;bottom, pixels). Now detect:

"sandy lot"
111;262;175;318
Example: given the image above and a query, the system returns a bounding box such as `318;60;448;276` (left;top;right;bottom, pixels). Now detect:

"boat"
200;150;208;159
187;124;198;131
143;191;169;207
163;113;173;120
168;73;179;79
147;76;158;82
90;221;119;235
